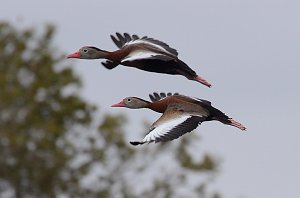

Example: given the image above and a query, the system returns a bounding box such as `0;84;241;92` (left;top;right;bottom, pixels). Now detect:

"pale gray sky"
2;0;300;197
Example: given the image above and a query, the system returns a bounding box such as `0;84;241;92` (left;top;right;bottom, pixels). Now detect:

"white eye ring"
83;49;88;53
127;98;131;102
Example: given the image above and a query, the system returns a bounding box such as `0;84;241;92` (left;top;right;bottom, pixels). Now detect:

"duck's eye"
83;49;88;53
127;98;132;102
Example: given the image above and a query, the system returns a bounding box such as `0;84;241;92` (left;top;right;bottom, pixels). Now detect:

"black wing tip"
115;32;122;36
153;92;160;97
101;61;118;70
111;32;141;48
149;92;161;102
160;92;166;98
149;94;155;102
132;34;139;39
130;141;145;146
149;92;180;101
113;32;132;36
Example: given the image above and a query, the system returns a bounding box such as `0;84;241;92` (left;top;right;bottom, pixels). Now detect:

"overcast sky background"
2;0;300;197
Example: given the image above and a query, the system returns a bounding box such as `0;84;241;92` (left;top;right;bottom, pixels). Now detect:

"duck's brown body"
67;33;211;87
112;92;246;145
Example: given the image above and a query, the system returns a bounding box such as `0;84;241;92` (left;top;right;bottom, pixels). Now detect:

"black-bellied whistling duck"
67;33;212;87
111;92;246;145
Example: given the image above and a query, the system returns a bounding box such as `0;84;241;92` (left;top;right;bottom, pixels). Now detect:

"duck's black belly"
121;59;196;78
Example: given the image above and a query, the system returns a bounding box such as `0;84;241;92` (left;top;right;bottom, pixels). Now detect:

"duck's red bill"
111;101;125;107
67;51;80;58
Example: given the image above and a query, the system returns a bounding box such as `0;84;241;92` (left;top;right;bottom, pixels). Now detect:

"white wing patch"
124;39;175;57
192;97;202;102
121;50;161;62
141;115;192;144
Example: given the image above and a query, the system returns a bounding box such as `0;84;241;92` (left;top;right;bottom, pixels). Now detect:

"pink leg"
229;118;247;131
194;75;212;88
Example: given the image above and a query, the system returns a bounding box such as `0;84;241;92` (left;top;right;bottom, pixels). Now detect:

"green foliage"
0;22;95;197
0;22;222;198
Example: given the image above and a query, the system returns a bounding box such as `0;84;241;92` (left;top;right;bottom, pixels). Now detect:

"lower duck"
111;92;246;145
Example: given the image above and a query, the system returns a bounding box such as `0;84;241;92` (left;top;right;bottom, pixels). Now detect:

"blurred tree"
0;22;221;198
0;21;96;197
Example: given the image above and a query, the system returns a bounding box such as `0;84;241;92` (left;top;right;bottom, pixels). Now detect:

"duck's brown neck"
148;101;168;113
106;49;131;62
95;47;135;62
94;50;111;59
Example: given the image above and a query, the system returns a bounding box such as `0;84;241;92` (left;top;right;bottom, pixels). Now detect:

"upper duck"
111;92;246;145
67;33;211;87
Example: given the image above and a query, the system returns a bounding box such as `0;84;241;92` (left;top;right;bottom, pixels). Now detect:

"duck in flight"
67;33;212;87
111;92;246;145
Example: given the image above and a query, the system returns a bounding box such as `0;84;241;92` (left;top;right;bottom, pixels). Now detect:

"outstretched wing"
111;32;140;49
130;108;206;146
149;92;179;102
110;32;178;57
173;95;212;106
